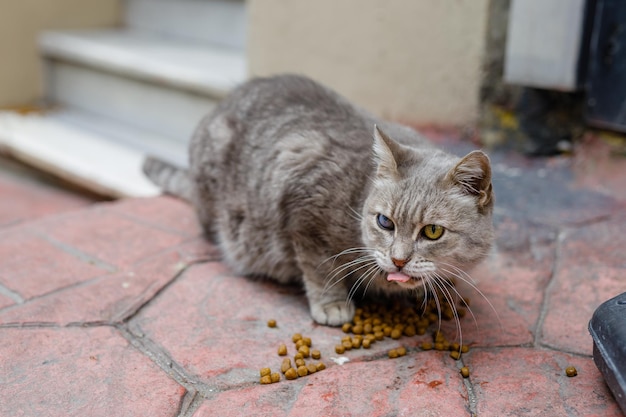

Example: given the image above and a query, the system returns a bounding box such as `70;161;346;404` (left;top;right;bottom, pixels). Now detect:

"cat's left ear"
373;125;402;179
446;150;494;209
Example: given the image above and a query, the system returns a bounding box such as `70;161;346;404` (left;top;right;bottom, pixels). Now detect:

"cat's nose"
391;257;409;269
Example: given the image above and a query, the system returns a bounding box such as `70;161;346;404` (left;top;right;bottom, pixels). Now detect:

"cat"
143;74;495;326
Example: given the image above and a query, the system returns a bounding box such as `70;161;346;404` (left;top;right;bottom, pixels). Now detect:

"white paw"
310;300;355;326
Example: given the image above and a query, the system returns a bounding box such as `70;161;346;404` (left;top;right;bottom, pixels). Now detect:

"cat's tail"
142;156;193;201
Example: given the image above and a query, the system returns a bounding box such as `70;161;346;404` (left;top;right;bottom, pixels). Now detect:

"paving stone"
448;214;557;348
490;151;620;226
469;347;623;416
540;215;626;355
0;248;190;326
36;205;186;268
0;228;109;300
108;196;201;237
572;133;626;201
0;168;94;228
193;353;469;417
0;326;184;417
0;293;15;309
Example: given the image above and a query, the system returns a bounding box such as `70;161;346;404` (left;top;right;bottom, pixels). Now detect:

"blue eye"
376;213;395;231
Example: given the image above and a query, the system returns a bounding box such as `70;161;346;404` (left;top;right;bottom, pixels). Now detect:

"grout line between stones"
533;228;565;349
117;322;218;397
0;282;24;304
177;389;204;417
35;230;118;273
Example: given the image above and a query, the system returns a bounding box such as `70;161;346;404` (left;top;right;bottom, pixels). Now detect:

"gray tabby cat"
144;74;494;326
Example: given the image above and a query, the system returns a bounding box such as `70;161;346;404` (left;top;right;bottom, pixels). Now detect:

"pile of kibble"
260;330;327;384
260;296;473;384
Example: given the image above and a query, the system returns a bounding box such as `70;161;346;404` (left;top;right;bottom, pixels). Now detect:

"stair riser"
125;0;246;49
45;60;216;142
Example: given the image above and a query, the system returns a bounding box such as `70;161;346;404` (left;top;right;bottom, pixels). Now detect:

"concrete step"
0;109;176;198
40;29;246;142
125;0;246;49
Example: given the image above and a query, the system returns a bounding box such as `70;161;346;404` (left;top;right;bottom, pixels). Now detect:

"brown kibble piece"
342;323;352;333
298;345;310;358
390;328;402;339
303;337;312;347
362;339;371;349
388;349;399;359
306;363;317;374
270;372;280;383
292;333;302;343
285;368;298;380
260;368;271;377
267;319;277;328
460;367;470;378
260;375;272;384
297;365;308;377
294;352;304;360
352;324;364;335
342;340;352;350
450;350;461;360
421;342;433;350
295;358;305;367
311;349;321;360
461;345;470;353
316;362;326;371
565;366;578;377
351;338;362;349
281;359;292;374
397;346;407;356
335;344;345;354
278;344;288;356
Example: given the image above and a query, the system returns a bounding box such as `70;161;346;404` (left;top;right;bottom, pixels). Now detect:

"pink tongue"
387;272;411;283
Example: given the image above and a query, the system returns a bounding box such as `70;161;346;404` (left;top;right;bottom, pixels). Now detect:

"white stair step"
40;29;245;140
125;0;246;49
0;110;179;198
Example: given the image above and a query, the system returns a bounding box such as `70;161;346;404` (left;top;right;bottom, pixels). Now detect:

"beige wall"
248;0;490;127
0;0;121;107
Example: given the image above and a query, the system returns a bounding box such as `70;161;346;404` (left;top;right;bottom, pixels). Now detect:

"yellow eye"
422;224;444;240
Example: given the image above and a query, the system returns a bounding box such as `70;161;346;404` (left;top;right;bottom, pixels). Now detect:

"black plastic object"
589;291;626;414
585;0;626;133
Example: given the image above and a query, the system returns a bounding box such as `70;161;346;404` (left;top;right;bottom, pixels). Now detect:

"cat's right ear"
373;125;401;179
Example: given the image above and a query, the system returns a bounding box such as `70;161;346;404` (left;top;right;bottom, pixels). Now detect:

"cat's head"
361;126;494;295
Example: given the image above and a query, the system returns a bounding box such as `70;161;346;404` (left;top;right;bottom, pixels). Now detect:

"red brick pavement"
0;134;624;416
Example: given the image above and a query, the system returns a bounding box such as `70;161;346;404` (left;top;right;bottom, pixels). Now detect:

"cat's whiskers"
320;247;373;269
429;271;465;348
346;264;380;305
437;261;501;329
323;255;377;294
346;205;363;223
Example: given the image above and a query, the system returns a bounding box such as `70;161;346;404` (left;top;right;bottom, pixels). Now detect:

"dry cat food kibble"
267;319;277;328
565;366;578;377
335;297;472;363
460;366;470;378
260;330;327;385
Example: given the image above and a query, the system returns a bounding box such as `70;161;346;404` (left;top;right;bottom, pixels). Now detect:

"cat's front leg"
304;275;355;326
295;247;355;326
